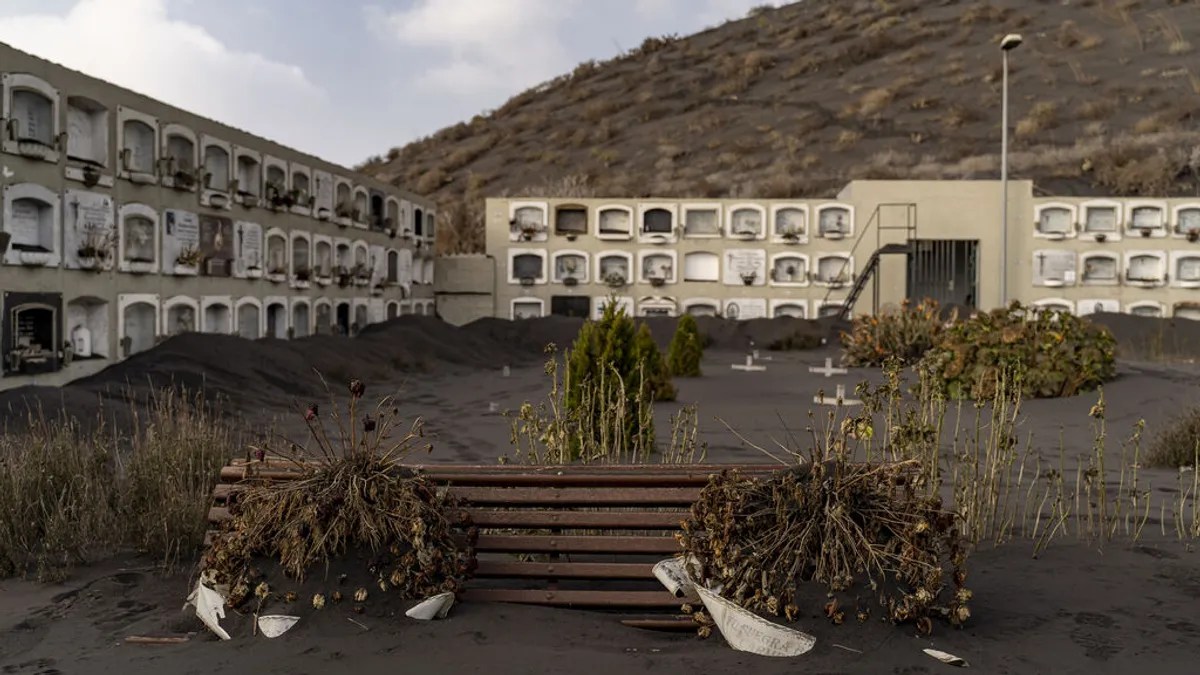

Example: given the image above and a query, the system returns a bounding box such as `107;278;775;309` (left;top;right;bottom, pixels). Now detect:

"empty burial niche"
314;303;332;335
266;231;288;277
510;204;547;242
66;96;109;166
354;304;369;330
817;206;851;239
267;302;288;338
773;206;808;242
1081;253;1119;285
204;143;230;191
165;131;195;172
237;302;261;339
1081;202;1120;238
66;297;109;359
728;206;764;239
1128;204;1166;237
641;253;674;284
166;301;197;335
353;189;368;223
683;251;719;282
1175;303;1200;321
1175;206;1200;237
122;301;157;356
770;255;808;284
815;255;853;286
1125;252;1166;286
641;207;674;235
291;302;309;338
816;301;846;319
512;299;544;320
682;206;720;237
684;301;720;317
1175;254;1200;287
1078;299;1120;316
1031;250;1078;287
236;153;261;198
553;252;588;284
6;191;58;262
554;205;587;236
203;302;232;334
1128;301;1164;318
772;302;806;319
597;206;632;238
1034;204;1074;239
336;182;352;215
8;83;56;147
121;117;156;174
314;238;333;278
510;251;546;284
598;253;631;287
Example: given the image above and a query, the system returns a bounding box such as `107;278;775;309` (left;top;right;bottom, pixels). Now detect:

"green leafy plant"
841;298;949;367
634;322;677;401
667;314;704;377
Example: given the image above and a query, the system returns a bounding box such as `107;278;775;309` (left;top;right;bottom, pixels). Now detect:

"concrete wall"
434;255;495;326
0;42;437;390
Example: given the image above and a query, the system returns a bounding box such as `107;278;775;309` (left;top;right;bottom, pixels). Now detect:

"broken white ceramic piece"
693;585;817;658
257;615;300;638
923;648;969;667
652;557;700;602
405;591;455;620
184;580;232;641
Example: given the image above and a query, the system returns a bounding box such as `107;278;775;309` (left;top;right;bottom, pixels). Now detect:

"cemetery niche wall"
3;291;63;376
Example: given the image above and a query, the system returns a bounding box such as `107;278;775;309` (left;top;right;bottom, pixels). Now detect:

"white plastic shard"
653;557;816;658
923;648;969;667
405;591;456;620
257;615;300;638
184;580;232;640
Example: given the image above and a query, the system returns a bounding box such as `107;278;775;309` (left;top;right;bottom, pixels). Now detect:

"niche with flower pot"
235;298;262;340
291;232;313;288
682;251;719;282
814;254;855;287
351;187;369;227
65;96;111;186
769;253;809;286
291;299;311;338
63;190;115;272
1080;200;1121;241
637;296;677;317
201;137;232;207
771;301;807;319
683;299;720;317
596;205;633;240
770;205;808;244
512;299;545;320
163;295;199;336
1127;301;1165;318
264;228;288;282
639;251;676;286
509;202;548;242
234;148;262;207
1172;251;1200;288
1126;201;1167;238
264;157;289;209
1079;252;1119;286
117;203;158;274
1033;203;1076;240
1124;251;1167;287
65;296;109;360
726;204;765;240
160;124;198;190
312;170;334;220
291;164;313;215
593;295;633;320
552;250;589;285
723;298;767;320
1030;249;1077;287
333;238;352;284
312;235;333;283
161;209;201;275
2;291;63;375
117;107;158;184
508;249;547;285
723;249;766;287
334;180;354;224
638;204;677;243
1172;205;1200;241
265;297;288;339
596;251;632;288
681;205;721;238
201;296;233;334
816;204;853;240
117;294;159;358
352;240;371;286
3;183;61;267
2;73;61;162
1077;299;1120;316
233;221;263;279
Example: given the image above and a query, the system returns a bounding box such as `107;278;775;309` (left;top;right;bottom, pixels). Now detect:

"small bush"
667;314;704;377
635;322;677;401
1147;406;1200;469
841;299;950;367
920;302;1117;400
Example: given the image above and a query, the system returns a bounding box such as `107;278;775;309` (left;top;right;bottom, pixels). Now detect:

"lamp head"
1000;33;1023;51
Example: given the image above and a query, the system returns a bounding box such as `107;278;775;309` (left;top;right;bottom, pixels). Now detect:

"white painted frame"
1032;202;1077;241
551;203;589;238
234;296;265;339
334;178;354;226
1030;249;1077;288
233;145;263;201
290;230;313;287
312;297;332;333
1079;251;1120;287
1171;250;1200;288
1174;303;1200;320
550;249;589;284
263;155;288;194
262;296;289;338
2;182;62;267
1079;199;1123;241
116;106;159;183
1127;300;1166;318
1125;199;1169;239
594;250;634;287
64;95;113;186
593;295;634;320
290;297;312;337
162;295;200;335
200;135;233;208
117;203;160;273
1124;250;1168;288
508;247;549;285
385;300;401;319
1031;298;1076;314
680;203;723;239
725;203;767;241
290;162;313;215
1077;299;1120;316
681;298;721;317
385;197;401;231
813;254;856;287
159;123;198;189
768;252;811;287
815;203;855;240
351;186;370;228
117;293;161;352
508;201;549;243
200;295;234;334
264;227;289;281
509;298;544;320
2;73;61;162
637;202;678;244
770;203;810;244
638;249;678;285
312;234;334;280
814;299;848;319
769;299;808;318
636;296;678;317
595;204;634;241
1171;203;1200;238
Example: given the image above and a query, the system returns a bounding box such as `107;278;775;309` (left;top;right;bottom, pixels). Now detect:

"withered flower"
349;378;366;398
253;448;266;462
305;404;319;421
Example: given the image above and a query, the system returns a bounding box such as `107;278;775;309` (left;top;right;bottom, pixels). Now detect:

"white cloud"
379;0;583;96
0;0;341;161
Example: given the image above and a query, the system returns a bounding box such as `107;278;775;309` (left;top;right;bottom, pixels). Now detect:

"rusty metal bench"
207;461;780;628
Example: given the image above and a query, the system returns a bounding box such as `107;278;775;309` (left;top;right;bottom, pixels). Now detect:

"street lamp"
999;33;1022;308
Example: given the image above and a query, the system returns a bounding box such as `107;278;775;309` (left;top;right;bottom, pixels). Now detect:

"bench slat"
460;588;684;608
449;486;702;505
474;561;654;579
464;509;684;529
474;534;678;554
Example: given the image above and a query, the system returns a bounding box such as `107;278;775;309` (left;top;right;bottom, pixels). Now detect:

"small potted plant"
785;263;798;281
563;276;579;287
82;164;101;188
175;244;202;275
740;270;757;286
294;266;311;283
1188;228;1199;243
604;271;626;288
780;227;803;243
1095;232;1108;243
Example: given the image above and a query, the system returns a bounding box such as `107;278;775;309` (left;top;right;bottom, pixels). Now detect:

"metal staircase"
821;203;917;321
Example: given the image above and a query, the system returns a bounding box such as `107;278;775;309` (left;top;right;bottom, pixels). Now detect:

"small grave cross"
809;357;861;406
808;357;846;378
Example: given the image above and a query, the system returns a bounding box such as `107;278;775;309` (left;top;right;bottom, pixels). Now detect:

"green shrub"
1147;406;1200;469
667;314;704;377
635;322;677;400
920;302;1116;400
842;298;949;366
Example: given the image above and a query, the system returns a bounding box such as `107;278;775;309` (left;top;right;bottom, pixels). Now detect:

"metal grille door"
906;240;978;308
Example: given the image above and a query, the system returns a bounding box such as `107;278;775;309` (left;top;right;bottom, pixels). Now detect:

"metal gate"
906;240;978;308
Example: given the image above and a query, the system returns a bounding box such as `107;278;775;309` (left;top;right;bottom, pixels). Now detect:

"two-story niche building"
0;42;436;390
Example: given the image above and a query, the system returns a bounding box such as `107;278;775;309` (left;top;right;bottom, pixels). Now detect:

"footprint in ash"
1070;611;1123;661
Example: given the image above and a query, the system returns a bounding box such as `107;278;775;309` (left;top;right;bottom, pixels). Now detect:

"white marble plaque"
1031;250;1077;286
723;298;767;320
723;249;766;286
63;190;114;269
313;170;334;213
235;221;263;276
162;209;201;272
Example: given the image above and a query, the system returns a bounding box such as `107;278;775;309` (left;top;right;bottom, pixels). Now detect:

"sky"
0;0;781;167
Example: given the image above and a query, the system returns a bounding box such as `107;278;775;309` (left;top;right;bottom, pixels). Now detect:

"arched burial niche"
1173;205;1200;239
1030;250;1077;287
66;296;110;360
352;187;369;224
413;207;424;237
1077;299;1120;316
335;302;351;335
234;148;262;205
65;96;110;183
771;204;808;244
1174;302;1200;321
201;297;233;334
1031;298;1075;315
291;164;312;213
291;300;310;339
163;296;199;336
334;180;353;221
552;250;588;284
3;183;61;267
236;298;262;339
265;228;288;281
118;108;158;183
119;295;159;358
1080;252;1119;286
815;300;846;319
118;204;158;274
553;204;588;237
4;292;63;375
1173;251;1200;288
814;254;854;287
1126;201;1167;238
1124;251;1167;287
596;205;633;240
771;301;807;319
386;301;400;320
637;296;677;318
639;251;677;285
683;251;720;282
596;251;633;288
1033;202;1075;240
509;202;547;242
291;231;312;286
683;299;720;317
1080;200;1121;240
265;298;288;339
1128;301;1165;318
816;204;853;239
638;204;676;241
2;73;61;162
769;253;809;286
508;249;547;285
161;124;197;189
369;191;385;229
314;300;332;335
264;157;287;207
313;235;334;282
385;197;400;230
681;204;721;238
354;303;369;332
202;137;233;206
726;204;765;239
234;221;263;278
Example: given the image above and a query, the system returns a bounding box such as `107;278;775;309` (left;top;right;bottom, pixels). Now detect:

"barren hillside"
360;0;1200;253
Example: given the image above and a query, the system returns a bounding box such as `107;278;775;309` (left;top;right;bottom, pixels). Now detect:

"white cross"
731;354;766;372
813;384;861;406
809;357;847;378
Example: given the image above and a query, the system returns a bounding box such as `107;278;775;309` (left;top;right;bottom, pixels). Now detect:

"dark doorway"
551;295;591;318
906;240;978;308
3;292;63;376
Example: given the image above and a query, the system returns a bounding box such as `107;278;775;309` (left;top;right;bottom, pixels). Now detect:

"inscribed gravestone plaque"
724;298;767;320
1031;250;1077;286
199;215;235;276
162;209;200;272
63;190;114;269
724;249;766;286
313;170;334;214
370;245;386;284
234;221;263;276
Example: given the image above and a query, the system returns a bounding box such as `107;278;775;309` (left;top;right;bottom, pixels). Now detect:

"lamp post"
999;33;1022;308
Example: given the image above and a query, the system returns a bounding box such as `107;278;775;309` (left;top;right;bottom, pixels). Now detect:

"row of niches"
1033;201;1200;241
506;248;856;288
1028;297;1200;320
509;295;846;321
507;201;854;244
1;291;435;378
1;72;433;237
1;186;435;286
1031;249;1200;289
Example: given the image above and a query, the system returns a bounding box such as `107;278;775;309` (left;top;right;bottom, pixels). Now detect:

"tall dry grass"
0;388;238;581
